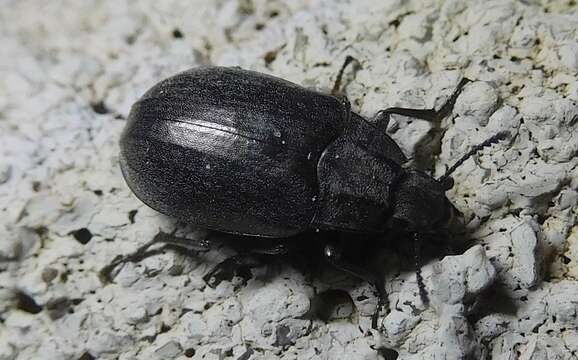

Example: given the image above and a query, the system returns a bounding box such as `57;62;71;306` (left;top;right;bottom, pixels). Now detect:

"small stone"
0;226;39;260
546;281;578;326
474;314;510;341
432;245;497;306
182;313;209;341
455;81;500;126
511;220;540;288
41;267;58;283
0;341;17;360
380;310;421;347
0;163;11;184
124;305;147;325
566;229;578;279
558;41;578;73
154;341;182;358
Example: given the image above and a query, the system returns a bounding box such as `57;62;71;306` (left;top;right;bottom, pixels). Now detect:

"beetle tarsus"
435;77;471;120
331;55;359;96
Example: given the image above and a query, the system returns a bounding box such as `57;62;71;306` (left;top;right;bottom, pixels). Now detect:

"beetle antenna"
438;131;509;187
331;56;357;96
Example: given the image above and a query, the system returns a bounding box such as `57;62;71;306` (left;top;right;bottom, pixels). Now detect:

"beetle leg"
413;232;430;306
372;78;471;131
203;241;292;288
331;56;359;96
323;242;387;328
99;230;212;283
203;254;261;288
249;242;291;256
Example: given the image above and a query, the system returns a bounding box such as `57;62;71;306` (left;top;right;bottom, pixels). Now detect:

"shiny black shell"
120;66;407;237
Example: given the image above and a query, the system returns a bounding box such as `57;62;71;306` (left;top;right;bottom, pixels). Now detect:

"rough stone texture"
1;0;577;359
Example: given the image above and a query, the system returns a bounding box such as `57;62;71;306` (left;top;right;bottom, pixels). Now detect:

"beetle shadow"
466;280;519;323
201;231;386;324
100;220;477;325
200;231;329;287
202;226;475;323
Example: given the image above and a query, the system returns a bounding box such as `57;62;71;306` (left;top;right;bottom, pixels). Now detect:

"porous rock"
1;1;577;359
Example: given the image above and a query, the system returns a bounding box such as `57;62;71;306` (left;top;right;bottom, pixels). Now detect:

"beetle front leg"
372;78;471;132
323;242;387;328
331;56;360;96
413;232;430;306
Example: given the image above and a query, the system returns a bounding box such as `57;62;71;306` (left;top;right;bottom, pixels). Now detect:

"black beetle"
117;60;506;319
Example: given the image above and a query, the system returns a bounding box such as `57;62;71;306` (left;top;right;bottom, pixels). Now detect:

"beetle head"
391;170;456;232
390;132;509;233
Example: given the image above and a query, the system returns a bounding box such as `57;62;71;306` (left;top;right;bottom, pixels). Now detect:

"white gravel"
1;0;577;359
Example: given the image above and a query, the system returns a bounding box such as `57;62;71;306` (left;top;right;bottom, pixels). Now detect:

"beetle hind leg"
99;230;212;283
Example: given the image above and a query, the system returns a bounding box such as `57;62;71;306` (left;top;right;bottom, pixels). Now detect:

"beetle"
116;59;506;321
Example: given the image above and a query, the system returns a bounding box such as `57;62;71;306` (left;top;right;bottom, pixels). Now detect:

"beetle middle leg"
322;238;387;328
202;240;292;288
372;77;471;132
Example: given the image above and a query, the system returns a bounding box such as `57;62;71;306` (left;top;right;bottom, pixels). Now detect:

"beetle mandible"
117;58;506;313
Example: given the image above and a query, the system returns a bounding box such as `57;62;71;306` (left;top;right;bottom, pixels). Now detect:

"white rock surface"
1;0;577;359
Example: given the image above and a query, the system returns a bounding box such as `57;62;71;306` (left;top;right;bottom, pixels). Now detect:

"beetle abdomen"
120;67;348;237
